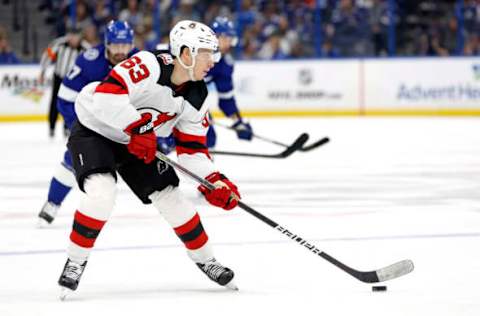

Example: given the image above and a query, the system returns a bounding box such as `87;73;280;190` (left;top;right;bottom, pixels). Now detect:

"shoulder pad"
83;48;100;61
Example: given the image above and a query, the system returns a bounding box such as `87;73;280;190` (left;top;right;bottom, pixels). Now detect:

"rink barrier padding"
3;57;480;121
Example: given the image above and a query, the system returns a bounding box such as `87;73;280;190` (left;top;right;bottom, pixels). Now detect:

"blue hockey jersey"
205;53;239;117
56;44;138;128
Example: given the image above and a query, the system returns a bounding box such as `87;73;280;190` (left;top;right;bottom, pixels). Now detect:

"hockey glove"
157;135;176;155
198;172;241;210
232;119;253;141
124;113;157;164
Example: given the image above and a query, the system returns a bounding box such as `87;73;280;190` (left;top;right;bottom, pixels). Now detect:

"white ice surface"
1;117;480;316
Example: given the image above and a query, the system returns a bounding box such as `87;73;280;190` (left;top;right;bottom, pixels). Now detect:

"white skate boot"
37;201;59;227
58;258;87;300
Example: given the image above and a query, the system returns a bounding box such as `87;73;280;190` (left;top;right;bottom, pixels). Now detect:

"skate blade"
224;280;238;291
59;287;73;301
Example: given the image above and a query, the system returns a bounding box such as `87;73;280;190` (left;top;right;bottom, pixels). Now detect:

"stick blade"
300;137;330;152
376;259;415;282
280;133;309;157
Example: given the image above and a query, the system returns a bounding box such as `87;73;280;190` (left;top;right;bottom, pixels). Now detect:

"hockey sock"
68;210;106;263
67;173;116;262
47;177;72;205
47;161;76;205
174;212;209;250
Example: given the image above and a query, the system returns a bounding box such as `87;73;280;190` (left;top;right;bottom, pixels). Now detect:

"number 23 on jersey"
120;56;150;83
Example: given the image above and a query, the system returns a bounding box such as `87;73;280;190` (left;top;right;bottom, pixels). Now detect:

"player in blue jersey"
37;20;137;227
157;16;253;154
205;16;253;147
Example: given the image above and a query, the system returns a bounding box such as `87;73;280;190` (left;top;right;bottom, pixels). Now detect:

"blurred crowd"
1;0;480;64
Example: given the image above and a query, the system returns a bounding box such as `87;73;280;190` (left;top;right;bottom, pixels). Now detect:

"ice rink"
1;117;480;316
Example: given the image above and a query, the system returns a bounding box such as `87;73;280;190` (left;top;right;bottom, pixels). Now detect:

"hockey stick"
209;133;309;159
216;122;330;152
154;150;414;284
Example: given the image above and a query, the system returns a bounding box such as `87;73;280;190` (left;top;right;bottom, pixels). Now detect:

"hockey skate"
37;201;59;227
58;258;87;300
196;258;238;290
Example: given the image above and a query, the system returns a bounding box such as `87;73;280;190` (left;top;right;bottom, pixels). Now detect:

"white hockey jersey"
75;50;216;178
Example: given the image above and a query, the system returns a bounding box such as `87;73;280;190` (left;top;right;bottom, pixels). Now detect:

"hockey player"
37;21;137;227
58;20;240;299
205;16;253;147
157;16;253;153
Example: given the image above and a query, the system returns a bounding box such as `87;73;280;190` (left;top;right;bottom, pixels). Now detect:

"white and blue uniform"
204;53;240;148
205;53;238;117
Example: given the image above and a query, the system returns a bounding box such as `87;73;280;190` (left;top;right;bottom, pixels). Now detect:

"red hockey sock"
174;213;208;250
69;210;107;248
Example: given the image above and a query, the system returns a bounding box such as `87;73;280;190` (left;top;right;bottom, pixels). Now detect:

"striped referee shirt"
40;36;91;78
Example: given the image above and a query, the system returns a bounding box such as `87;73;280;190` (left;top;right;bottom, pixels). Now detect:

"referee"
39;28;90;138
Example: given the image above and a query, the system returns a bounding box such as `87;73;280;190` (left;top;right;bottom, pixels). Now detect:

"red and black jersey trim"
69;210;106;248
174;213;208;250
94;69;128;95
173;128;210;157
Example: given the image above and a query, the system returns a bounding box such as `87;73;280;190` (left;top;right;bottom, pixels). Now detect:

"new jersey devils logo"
137;107;177;129
153;112;177;127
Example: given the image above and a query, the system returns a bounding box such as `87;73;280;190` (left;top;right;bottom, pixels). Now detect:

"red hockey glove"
198;172;241;210
124;113;157;164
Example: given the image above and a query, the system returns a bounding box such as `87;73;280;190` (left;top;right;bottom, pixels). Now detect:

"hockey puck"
372;285;387;292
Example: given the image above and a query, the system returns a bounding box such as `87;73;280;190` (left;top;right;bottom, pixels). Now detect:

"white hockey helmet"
169;20;219;60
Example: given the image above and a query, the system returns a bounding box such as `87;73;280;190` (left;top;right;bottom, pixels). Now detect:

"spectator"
236;0;260;37
171;0;201;26
463;34;480;55
119;0;144;31
0;31;20;64
462;0;479;36
83;24;100;46
257;31;289;60
370;0;389;56
64;1;94;33
136;16;158;51
443;16;459;55
239;26;260;59
320;40;340;58
92;0;113;36
330;0;373;56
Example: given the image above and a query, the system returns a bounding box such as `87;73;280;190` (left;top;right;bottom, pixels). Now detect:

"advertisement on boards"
0;65;51;119
364;57;480;113
206;59;360;115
